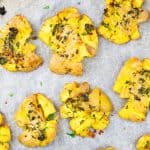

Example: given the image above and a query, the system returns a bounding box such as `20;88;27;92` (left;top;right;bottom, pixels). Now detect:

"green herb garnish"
82;93;89;102
46;113;55;121
43;5;50;9
85;24;94;34
67;132;76;138
3;27;18;52
101;22;110;29
9;93;13;97
40;81;43;86
145;141;150;149
52;23;64;36
38;133;45;141
0;57;7;65
38;127;48;141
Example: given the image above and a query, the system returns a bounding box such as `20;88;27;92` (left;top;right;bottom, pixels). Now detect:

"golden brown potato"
60;82;113;137
14;93;58;147
98;147;115;150
39;7;98;76
0;15;43;72
98;0;149;44
136;134;150;150
0;113;11;150
113;57;150;122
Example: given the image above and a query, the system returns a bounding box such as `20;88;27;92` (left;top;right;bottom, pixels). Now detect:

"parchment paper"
0;0;150;150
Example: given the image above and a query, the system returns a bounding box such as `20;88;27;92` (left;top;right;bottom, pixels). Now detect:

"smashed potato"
60;82;113;137
0;15;43;72
14;93;58;147
98;0;149;44
98;147;115;150
136;134;150;150
113;57;150;122
39;7;98;76
0;113;11;150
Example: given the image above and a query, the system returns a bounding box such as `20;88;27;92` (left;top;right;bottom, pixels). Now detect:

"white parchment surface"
0;0;150;150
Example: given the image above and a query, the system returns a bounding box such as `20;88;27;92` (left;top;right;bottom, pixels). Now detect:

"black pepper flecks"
0;6;6;15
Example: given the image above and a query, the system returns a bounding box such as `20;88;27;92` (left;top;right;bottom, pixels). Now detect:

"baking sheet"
0;0;150;150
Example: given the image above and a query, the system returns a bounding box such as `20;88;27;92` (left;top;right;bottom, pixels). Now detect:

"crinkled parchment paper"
0;0;150;150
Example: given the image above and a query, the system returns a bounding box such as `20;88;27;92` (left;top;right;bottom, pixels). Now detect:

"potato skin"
113;57;150;122
98;147;115;150
14;93;58;147
136;134;150;150
60;82;113;137
39;7;98;76
98;0;149;44
0;15;43;72
0;113;11;150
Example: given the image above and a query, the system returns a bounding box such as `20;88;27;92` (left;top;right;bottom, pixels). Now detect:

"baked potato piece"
136;134;150;150
0;113;11;150
0;15;43;72
39;7;98;76
113;57;150;122
14;93;58;147
60;82;113;137
98;147;115;150
98;0;149;44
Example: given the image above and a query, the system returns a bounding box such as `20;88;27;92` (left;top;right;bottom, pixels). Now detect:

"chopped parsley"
85;24;94;34
43;5;50;9
38;133;45;141
82;93;89;102
52;23;64;36
40;81;43;86
16;42;20;48
67;132;76;138
0;57;7;65
3;27;18;52
138;87;150;96
145;141;150;149
46;113;55;121
101;22;110;29
9;93;13;97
